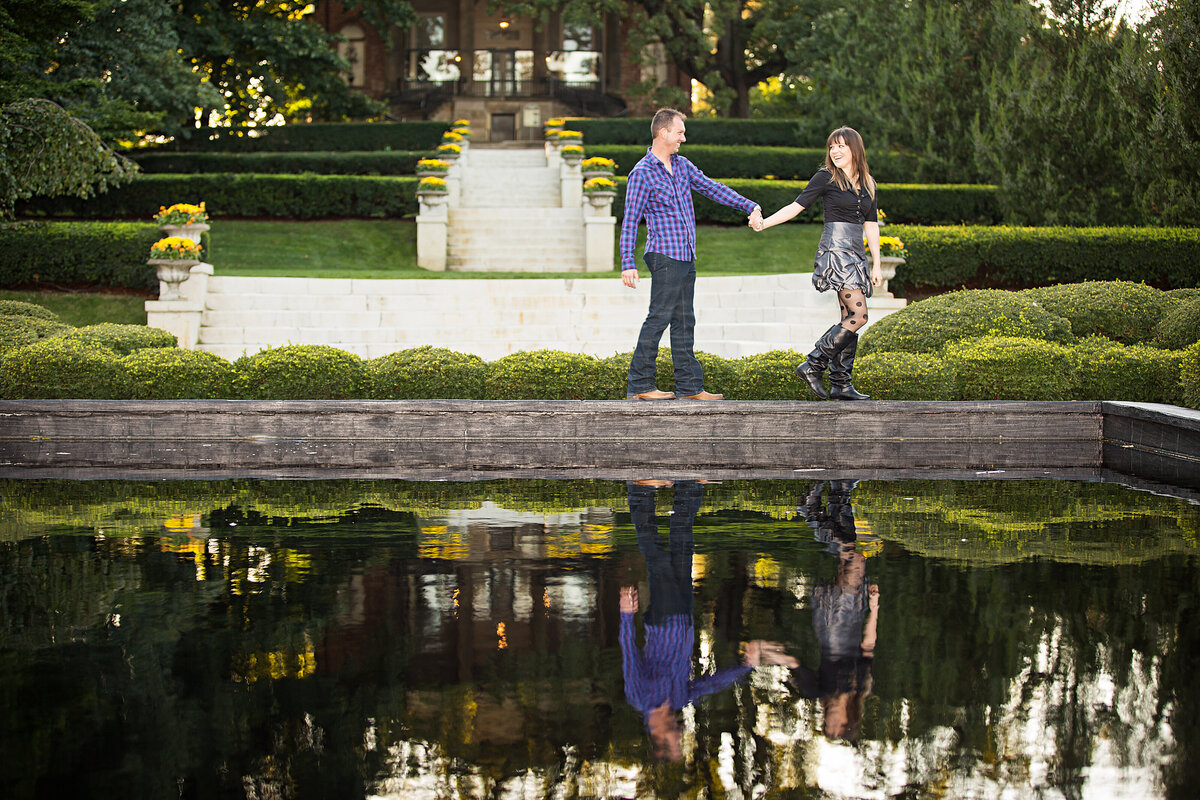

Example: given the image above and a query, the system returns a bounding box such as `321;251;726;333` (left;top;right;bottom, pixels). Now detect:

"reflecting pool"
2;478;1198;799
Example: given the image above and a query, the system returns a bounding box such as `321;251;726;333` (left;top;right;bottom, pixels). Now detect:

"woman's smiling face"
828;137;852;171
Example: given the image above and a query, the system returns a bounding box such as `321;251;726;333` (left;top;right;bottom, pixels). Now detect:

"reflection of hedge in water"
853;480;1200;564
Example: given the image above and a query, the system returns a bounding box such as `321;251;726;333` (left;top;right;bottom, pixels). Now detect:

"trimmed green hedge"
168;122;448;152
233;345;368;400
1071;336;1184;403
1022;281;1165;345
1153;297;1200;351
132;151;427;176
0;221;165;290
1182;343;1200;409
942;336;1080;401
17;174;419;220
369;346;487;399
612;177;1000;226
592;145;920;183
0;300;58;320
854;351;958;400
62;323;176;355
890;226;1200;293
123;347;237;399
484;349;620;400
0;337;129;399
0;315;72;352
859;289;1075;356
570;118;807;147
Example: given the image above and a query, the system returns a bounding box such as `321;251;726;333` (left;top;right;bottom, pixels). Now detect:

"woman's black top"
795;168;878;224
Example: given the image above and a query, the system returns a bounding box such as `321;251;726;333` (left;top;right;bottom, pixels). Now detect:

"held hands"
748;206;765;232
620;586;639;614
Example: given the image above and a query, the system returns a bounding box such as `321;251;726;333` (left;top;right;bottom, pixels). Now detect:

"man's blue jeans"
627;252;703;396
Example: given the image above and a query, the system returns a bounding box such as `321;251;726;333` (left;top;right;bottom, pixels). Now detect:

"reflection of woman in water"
620;480;797;760
793;480;879;741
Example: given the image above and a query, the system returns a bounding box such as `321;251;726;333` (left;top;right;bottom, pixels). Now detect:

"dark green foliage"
611;177;1001;226
0;337;127;398
1070;337;1183;403
234;345;368;400
1181;342;1200;409
181;122;447;153
62;323;177;355
369;346;487;399
0;300;58;320
859;289;1074;355
568;118;804;146
942;336;1079;401
854;351;958;400
483;350;617;400
0;315;72;352
122;347;236;399
1022;282;1166;345
1166;288;1200;304
890;226;1200;293
0;221;164;290
131;151;428;176
595;145;921;183
725;349;809;400
1153;298;1200;351
17;174;419;220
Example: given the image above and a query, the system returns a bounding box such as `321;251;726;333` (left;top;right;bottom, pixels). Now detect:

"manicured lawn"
212;219;820;278
0;289;147;326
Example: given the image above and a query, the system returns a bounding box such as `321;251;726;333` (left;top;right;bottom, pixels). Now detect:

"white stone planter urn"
417;190;449;210
879;255;904;297
159;222;209;243
585;191;616;209
582;170;614;181
147;258;200;301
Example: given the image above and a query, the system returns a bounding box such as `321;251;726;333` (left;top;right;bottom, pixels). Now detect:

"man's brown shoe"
681;391;724;401
626;389;676;400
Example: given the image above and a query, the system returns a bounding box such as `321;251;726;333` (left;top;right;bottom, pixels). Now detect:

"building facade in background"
314;0;690;140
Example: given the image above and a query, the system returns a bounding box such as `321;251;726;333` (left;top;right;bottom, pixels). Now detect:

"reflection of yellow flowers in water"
234;636;317;683
752;556;781;588
419;524;471;560
164;514;202;531
497;622;507;650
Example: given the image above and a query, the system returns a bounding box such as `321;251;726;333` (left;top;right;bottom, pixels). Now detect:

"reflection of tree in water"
0;486;1197;798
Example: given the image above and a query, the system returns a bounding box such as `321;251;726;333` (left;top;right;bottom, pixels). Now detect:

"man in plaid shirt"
621;108;763;401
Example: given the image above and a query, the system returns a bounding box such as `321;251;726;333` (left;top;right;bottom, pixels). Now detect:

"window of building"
338;23;366;87
411;14;446;49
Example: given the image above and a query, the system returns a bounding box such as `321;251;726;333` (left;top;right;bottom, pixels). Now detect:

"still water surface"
1;477;1198;799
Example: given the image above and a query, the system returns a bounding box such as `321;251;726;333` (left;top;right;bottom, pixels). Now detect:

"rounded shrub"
1070;336;1183;403
1152;297;1200;351
0;315;72;352
0;338;127;399
368;346;487;399
1181;342;1200;409
859;289;1073;356
484;349;614;400
1022;281;1166;344
122;348;237;399
725;349;810;400
853;352;957;400
941;336;1079;400
234;345;368;400
62;323;177;355
1165;287;1200;304
0;300;58;320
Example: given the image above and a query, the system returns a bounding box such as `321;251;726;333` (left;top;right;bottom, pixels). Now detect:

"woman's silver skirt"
813;221;872;297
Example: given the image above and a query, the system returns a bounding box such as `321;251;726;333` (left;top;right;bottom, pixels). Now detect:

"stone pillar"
546;138;562;168
145;262;212;348
584;209;615;272
446;159;463;207
416;195;449;271
560;158;582;207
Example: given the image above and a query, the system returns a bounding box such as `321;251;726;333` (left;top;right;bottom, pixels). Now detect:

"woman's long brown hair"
824;127;876;200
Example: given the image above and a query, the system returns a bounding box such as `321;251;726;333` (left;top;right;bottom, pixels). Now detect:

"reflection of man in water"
620;479;796;761
792;480;879;741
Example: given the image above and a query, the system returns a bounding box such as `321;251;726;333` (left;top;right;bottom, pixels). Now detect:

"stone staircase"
447;148;586;272
195;273;905;362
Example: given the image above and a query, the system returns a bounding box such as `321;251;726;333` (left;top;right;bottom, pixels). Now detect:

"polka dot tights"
838;289;868;331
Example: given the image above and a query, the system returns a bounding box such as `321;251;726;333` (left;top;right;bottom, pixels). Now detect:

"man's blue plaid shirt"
619;148;759;271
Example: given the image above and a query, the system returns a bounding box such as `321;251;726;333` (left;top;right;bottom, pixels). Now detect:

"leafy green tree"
0;99;139;219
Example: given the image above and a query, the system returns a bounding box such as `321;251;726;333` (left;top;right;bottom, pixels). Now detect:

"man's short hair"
651;108;686;140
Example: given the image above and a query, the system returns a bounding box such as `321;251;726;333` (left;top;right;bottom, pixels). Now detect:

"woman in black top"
753;127;882;400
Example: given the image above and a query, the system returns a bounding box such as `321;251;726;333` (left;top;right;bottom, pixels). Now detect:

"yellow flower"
416;158;450;170
418;176;448;191
546;117;566;127
561;144;585;155
582;156;616;170
870;235;907;257
555;129;583;140
436;143;462;153
442;131;464;142
453;118;470;126
150;236;203;259
154;202;209;225
583;177;616;193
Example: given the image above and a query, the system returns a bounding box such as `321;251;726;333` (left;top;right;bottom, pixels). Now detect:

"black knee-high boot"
797;325;858;400
828;330;870;400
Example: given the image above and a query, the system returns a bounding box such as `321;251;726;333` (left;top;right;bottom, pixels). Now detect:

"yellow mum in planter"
582;156;616;171
436;143;461;154
561;145;585;156
873;235;907;258
453;118;470;127
546;117;566;127
417;176;448;192
150;236;202;260
555;130;583;140
416;158;450;171
155;202;208;225
583;177;616;193
442;130;464;142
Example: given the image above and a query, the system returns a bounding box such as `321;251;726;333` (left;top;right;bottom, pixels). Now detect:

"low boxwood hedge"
0;221;164;290
723;349;810;400
891;226;1200;293
1022;281;1166;345
62;323;177;355
132;151;427;176
1153;297;1200;351
1181;343;1200;409
0;300;58;320
0;315;72;352
0;337;128;399
369;346;487;399
854;351;958;400
484;349;620;400
570;118;806;147
942;336;1080;401
234;345;368;400
172;121;448;152
1071;337;1184;403
17;174;419;220
123;347;237;399
859;289;1075;356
